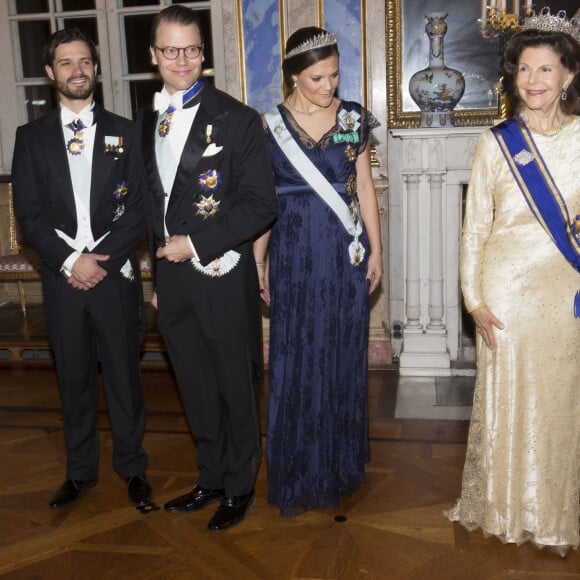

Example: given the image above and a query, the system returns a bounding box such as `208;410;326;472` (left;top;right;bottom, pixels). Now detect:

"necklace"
285;98;324;116
521;112;568;137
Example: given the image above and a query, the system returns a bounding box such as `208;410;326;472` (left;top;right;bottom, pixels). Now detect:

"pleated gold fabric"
446;117;580;556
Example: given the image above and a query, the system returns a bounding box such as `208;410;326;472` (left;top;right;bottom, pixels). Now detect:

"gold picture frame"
386;0;498;128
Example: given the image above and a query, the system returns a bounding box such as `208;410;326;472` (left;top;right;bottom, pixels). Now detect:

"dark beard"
57;75;96;101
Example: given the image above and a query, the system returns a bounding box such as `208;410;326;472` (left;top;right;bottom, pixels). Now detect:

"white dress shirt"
56;103;110;276
154;86;200;259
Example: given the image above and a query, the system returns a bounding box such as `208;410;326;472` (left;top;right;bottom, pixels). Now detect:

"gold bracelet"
467;303;486;314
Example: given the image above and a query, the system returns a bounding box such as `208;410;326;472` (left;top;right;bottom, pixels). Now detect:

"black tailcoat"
137;85;277;495
12;103;148;480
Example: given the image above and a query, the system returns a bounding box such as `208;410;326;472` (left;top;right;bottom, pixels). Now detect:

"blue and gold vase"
408;12;465;128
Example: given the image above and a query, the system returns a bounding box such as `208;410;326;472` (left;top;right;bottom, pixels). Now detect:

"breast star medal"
195;194;221;219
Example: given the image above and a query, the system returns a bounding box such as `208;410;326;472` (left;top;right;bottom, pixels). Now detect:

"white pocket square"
202;144;223;157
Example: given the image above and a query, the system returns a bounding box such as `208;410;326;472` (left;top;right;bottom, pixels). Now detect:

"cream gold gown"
446;117;580;555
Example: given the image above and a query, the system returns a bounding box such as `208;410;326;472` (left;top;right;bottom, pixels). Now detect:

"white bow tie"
62;107;94;129
153;92;182;114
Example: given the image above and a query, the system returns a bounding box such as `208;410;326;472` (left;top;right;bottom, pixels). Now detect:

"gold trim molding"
386;0;496;128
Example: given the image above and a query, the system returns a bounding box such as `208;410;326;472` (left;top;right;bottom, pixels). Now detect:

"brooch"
195;194;221;219
104;135;124;154
339;109;361;132
345;175;357;196
334;109;361;145
198;169;222;192
113;180;128;200
344;144;358;163
514;149;534;166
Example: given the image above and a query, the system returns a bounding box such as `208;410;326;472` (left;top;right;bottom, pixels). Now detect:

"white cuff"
62;251;82;278
187;236;199;261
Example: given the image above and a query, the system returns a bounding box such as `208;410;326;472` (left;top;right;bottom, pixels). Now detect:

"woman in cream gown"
446;27;580;555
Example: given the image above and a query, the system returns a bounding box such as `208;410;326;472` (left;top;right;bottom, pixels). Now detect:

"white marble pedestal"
388;126;487;376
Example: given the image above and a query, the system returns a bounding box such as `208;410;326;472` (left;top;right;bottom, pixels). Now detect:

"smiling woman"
445;22;580;554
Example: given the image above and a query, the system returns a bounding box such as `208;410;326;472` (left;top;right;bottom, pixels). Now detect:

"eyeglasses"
155;45;203;60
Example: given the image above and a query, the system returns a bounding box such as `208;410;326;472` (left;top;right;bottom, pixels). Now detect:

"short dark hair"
150;4;203;48
282;27;340;93
502;29;580;116
43;27;98;69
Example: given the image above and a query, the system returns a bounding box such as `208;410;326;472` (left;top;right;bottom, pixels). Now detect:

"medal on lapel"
104;135;124;154
198;169;222;193
157;80;206;138
66;118;86;156
158;105;175;138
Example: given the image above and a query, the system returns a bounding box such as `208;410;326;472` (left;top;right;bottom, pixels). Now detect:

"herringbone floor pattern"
0;306;578;579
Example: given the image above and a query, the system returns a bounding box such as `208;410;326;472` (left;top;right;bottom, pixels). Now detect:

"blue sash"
491;118;580;317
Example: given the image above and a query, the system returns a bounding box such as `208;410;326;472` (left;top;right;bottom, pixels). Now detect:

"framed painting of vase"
387;0;501;128
386;0;579;128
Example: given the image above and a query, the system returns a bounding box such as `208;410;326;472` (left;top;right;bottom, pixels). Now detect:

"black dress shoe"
207;490;255;531
125;475;152;507
164;484;225;514
49;479;97;509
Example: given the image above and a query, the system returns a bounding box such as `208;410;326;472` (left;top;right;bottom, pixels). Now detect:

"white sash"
264;107;365;266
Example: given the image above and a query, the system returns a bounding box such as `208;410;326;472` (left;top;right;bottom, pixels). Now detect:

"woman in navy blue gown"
254;27;383;516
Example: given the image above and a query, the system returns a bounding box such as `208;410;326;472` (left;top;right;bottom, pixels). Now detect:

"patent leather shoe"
164;484;225;514
207;490;255;531
49;479;97;509
125;475;152;507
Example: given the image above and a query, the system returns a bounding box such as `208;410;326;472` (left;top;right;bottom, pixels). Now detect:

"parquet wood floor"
0;307;578;579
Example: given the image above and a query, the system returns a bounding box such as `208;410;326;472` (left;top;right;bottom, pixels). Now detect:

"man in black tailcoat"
137;5;276;530
12;28;151;510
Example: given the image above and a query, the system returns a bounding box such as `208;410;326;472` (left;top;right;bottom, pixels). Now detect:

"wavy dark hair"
282;27;340;94
150;4;203;47
502;29;580;116
43;27;98;68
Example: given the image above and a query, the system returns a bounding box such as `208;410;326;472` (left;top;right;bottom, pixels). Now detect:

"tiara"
285;32;338;59
522;7;580;41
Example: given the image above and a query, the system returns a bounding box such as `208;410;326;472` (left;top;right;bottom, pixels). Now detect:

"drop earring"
561;86;568;101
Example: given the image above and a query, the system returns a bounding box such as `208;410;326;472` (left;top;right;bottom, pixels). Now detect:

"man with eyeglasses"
136;5;277;531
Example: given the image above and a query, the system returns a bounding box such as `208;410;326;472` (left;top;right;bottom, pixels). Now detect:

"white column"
427;172;446;330
403;172;422;329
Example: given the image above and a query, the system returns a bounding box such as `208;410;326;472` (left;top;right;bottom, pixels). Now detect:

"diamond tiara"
285;32;338;59
522;7;580;41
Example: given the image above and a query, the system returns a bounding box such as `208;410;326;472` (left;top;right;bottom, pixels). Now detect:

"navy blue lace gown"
265;101;380;516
